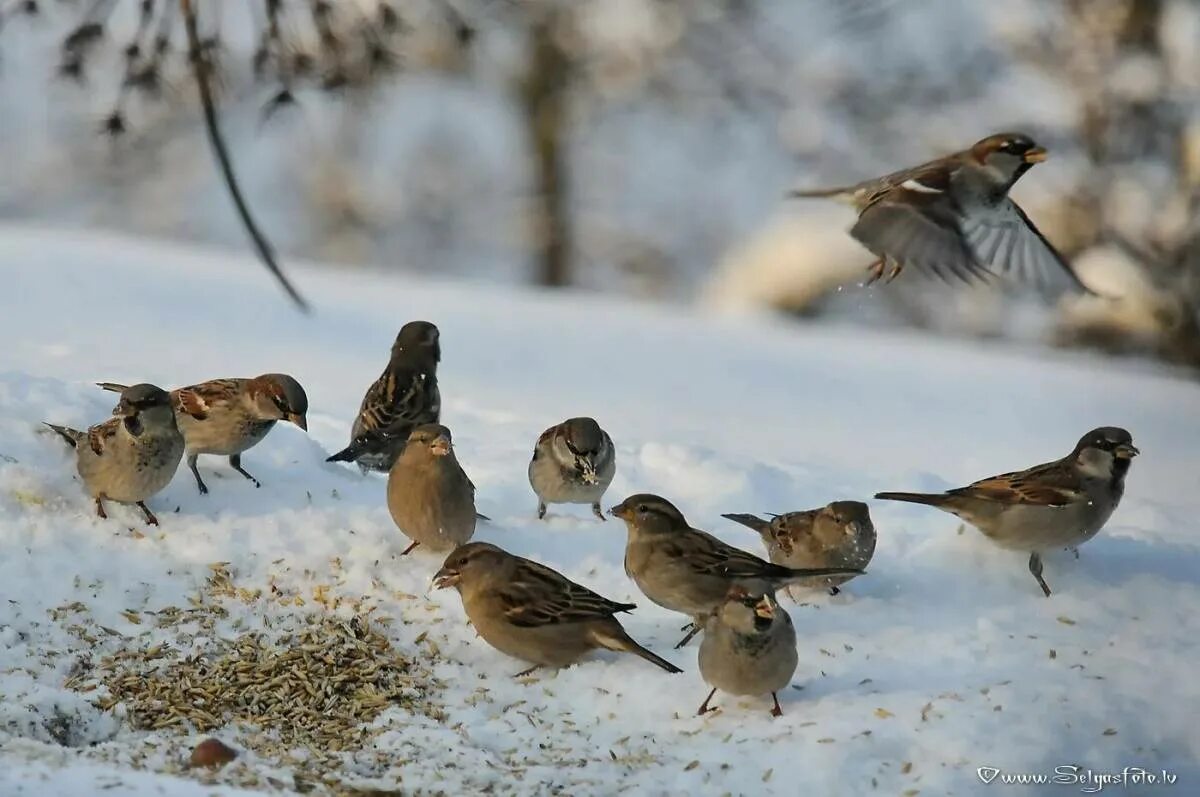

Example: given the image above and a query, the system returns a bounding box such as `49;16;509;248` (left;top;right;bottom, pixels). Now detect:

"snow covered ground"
1;226;1198;796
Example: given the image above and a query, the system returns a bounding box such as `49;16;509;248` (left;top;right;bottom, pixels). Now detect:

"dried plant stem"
180;0;310;311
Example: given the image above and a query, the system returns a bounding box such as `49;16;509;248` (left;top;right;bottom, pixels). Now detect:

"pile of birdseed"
57;563;447;792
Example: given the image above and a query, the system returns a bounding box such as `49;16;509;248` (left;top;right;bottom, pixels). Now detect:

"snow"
2;225;1199;795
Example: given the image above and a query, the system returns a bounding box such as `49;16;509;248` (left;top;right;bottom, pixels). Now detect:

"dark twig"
180;0;309;311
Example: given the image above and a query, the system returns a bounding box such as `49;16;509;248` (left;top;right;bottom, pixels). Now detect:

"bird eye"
636;504;648;513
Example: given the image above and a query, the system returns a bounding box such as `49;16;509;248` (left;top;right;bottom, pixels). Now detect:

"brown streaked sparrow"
386;423;476;556
97;374;308;494
791;132;1092;293
44;383;195;525
722;500;876;596
433;542;683;676
326;320;441;472
609;494;862;648
697;586;797;717
528;417;616;521
876;426;1138;597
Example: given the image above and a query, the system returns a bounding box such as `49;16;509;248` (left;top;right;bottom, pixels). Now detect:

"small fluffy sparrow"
433;542;683;676
528;417;616;521
610;494;862;647
722;501;876;595
791;132;1090;292
386;423;476;555
44;383;194;525
697;587;797;717
326;321;441;472
97;374;308;494
876;427;1138;597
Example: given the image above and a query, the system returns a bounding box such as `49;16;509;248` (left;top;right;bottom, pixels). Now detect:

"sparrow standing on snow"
433;541;683;676
44;383;197;525
791;132;1091;292
722;501;876;596
97;374;308;494
609;494;862;648
876;427;1138;597
327;321;441;472
528;417;615;521
697;587;798;717
386;423;476;555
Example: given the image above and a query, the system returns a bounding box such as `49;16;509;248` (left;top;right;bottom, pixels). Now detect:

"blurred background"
1;0;1197;369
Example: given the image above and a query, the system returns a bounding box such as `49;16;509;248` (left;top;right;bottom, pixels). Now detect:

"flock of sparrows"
40;133;1139;717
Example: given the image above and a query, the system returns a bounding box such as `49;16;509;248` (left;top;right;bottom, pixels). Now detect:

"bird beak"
114;400;137;418
1023;146;1047;164
430;435;452;457
608;503;630;520
753;596;775;620
1114;443;1140;459
432;566;460;590
286;412;308;431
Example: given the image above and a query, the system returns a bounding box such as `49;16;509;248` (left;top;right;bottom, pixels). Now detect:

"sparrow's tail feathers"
874;491;948;507
43;423;82;448
95;382;129;393
721;513;770;533
779;565;863;584
592;624;683;674
788;185;857;203
325;444;360;463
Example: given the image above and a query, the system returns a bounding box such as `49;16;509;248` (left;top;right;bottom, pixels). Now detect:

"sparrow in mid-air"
722;500;876;596
876;427;1137;596
44;383;197;525
326;321;441;472
791;132;1091;293
609;494;862;647
433;542;683;676
528;417;616;521
697;586;798;717
97;374;308;494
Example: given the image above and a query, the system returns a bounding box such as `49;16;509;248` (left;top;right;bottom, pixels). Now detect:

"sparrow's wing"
174;379;243;421
670;529;782;580
86;418;122;457
951;458;1084;507
499;558;635;627
353;363;438;439
959;198;1093;295
851;189;995;284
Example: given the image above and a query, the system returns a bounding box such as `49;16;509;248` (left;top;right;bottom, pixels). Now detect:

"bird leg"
864;258;885;285
770;692;783;717
229;455;261;488
537;501;547;520
94;497;108;519
187;454;209;495
400;540;420;556
592;502;606;521
697;687;718;716
885;260;905;282
1028;552;1051;597
514;665;541;678
674;622;703;649
136;502;159;527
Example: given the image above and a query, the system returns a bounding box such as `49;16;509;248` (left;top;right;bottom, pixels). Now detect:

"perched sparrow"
876;427;1138;597
697;587;797;717
791;132;1091;293
387;424;476;555
326;321;441;472
44;383;195;525
609;494;862;647
97;374;308;495
433;542;683;676
528;417;616;521
722;501;876;596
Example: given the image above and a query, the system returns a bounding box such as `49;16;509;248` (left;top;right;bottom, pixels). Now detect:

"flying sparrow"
433;541;683;676
387;423;476;556
44;383;196;525
697;586;798;717
791;132;1091;293
528;417;616;521
326;321;441;472
97;374;308;495
876;426;1138;596
722;501;876;596
609;494;862;648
